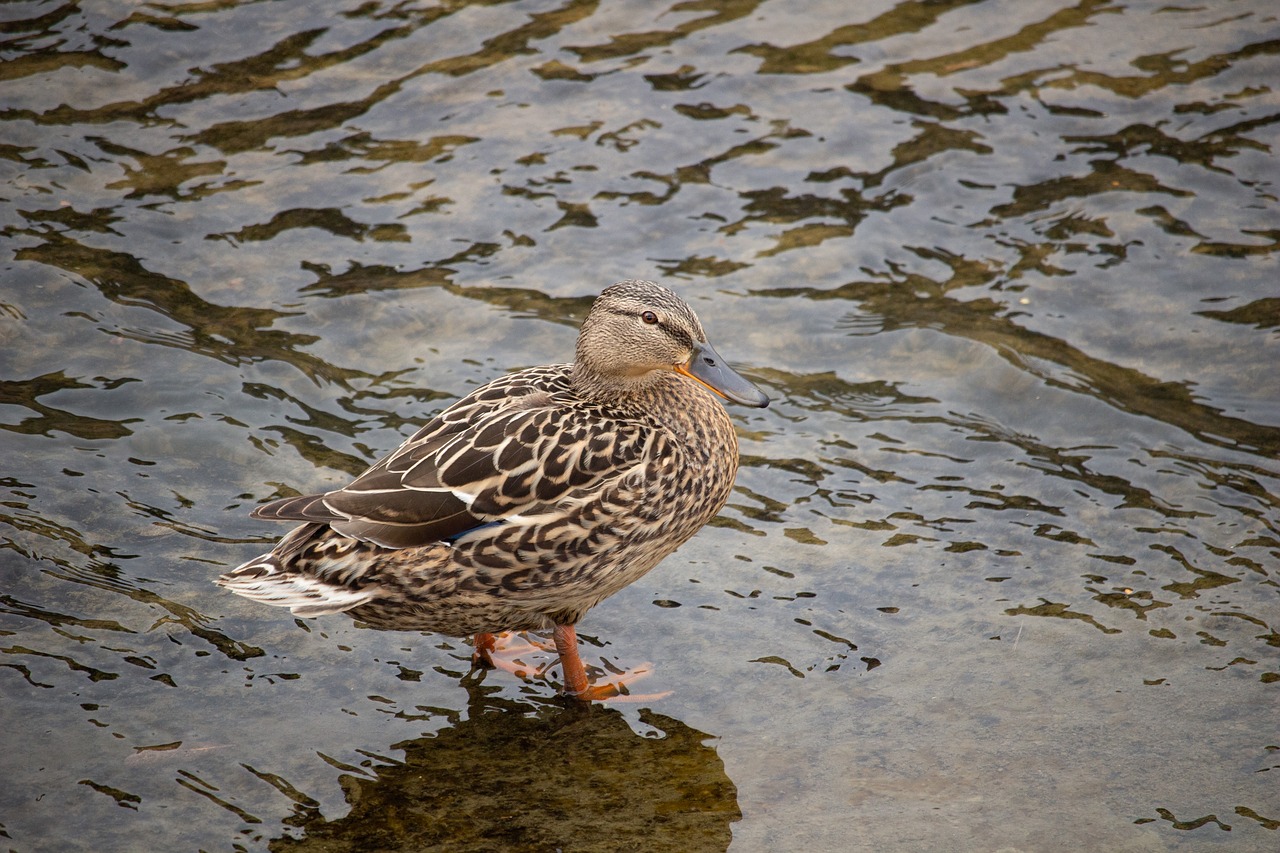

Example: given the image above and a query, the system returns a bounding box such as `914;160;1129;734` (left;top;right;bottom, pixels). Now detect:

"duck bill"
677;341;770;408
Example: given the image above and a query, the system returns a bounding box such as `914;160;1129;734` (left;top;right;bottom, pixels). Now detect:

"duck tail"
217;554;378;618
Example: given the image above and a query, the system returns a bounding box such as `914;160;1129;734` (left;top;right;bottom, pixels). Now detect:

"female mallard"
218;279;768;699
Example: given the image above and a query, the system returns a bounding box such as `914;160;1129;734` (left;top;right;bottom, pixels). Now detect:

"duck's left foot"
471;628;669;701
553;623;671;703
564;663;668;703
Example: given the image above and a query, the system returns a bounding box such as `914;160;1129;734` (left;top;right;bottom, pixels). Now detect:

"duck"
217;279;769;700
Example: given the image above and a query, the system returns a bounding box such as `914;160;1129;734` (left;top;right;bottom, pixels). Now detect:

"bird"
217;279;769;700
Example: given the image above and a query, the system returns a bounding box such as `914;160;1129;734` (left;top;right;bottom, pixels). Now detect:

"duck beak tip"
681;341;769;408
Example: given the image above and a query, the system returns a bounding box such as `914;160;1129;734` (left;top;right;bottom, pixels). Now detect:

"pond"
2;1;1277;850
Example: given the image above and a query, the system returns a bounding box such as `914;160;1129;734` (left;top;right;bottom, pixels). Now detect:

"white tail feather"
218;558;379;616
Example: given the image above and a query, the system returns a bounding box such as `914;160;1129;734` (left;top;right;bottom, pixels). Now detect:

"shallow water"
2;1;1278;850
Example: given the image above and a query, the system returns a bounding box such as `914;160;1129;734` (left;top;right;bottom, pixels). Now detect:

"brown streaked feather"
247;367;653;550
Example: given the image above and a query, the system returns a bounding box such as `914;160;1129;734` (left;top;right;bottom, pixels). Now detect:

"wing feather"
250;493;341;523
248;365;651;550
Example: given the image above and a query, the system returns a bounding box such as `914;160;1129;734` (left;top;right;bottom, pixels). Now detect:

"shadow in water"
273;682;740;853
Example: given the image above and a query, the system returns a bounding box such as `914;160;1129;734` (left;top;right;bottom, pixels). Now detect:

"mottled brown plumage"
218;280;768;698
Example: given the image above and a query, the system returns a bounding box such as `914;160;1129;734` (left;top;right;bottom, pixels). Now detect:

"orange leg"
553;623;666;701
472;632;497;667
474;627;666;702
552;623;594;697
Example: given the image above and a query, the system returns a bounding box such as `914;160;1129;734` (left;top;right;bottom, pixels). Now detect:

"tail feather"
217;555;378;617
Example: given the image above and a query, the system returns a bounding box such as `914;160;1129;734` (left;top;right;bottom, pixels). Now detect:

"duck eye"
640;311;659;325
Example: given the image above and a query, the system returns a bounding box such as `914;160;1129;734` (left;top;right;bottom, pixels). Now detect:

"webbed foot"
553;624;671;703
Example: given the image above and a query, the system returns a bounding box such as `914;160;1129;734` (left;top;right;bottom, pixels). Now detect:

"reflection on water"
2;0;1278;850
273;685;739;852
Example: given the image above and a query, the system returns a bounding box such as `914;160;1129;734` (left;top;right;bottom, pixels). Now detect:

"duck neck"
570;361;673;410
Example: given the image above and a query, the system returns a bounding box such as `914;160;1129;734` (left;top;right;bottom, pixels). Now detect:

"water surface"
2;1;1278;850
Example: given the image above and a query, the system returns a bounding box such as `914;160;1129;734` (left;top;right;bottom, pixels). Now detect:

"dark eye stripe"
605;306;693;349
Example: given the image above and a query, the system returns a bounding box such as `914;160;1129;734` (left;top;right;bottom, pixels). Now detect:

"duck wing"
250;369;650;549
